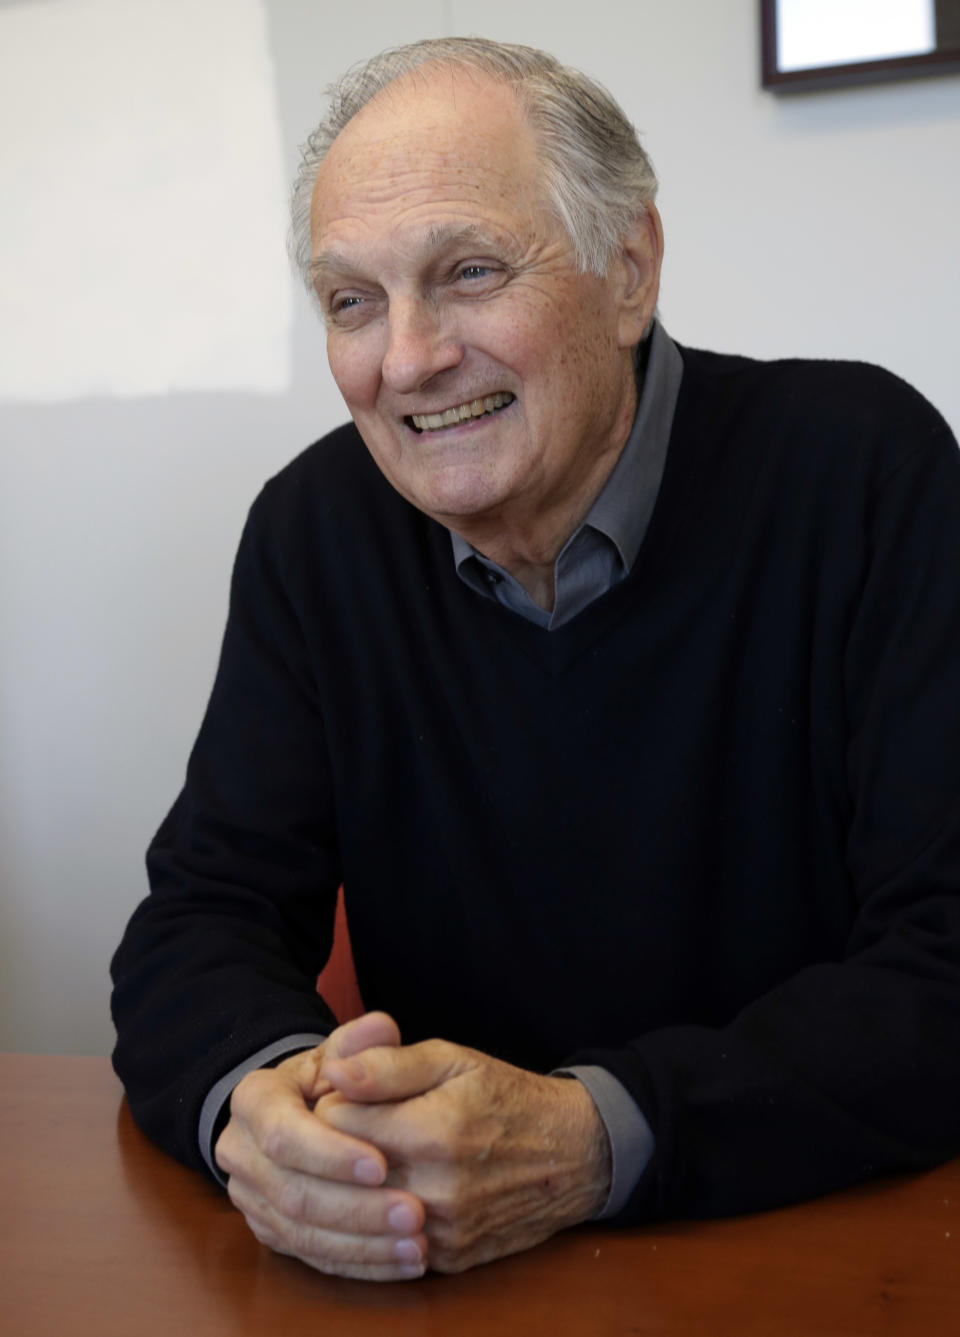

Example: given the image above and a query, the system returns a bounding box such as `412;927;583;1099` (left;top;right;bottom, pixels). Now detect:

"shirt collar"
577;320;682;571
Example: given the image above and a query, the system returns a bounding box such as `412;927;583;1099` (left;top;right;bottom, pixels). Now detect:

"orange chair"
316;886;364;1023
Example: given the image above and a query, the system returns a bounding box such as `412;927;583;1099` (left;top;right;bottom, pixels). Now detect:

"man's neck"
452;469;612;612
450;371;640;611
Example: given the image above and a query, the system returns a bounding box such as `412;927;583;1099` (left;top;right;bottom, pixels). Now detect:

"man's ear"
615;203;663;348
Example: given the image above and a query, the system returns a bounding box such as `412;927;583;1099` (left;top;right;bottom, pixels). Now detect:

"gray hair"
289;36;657;284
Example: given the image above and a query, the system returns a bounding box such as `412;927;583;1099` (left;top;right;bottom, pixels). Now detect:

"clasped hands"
215;1011;611;1281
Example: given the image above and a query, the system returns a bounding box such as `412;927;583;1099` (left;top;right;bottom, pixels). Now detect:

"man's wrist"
546;1071;613;1222
554;1064;655;1219
199;1032;326;1182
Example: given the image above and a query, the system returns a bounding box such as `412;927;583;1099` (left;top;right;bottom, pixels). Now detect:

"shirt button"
485;570;501;585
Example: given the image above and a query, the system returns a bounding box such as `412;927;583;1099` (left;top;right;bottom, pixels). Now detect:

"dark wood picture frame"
761;0;960;92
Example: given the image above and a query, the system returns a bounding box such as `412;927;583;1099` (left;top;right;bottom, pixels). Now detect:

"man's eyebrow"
309;250;355;282
309;224;506;284
425;223;495;250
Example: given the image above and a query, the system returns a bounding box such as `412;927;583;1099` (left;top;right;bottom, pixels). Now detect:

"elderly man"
111;38;960;1282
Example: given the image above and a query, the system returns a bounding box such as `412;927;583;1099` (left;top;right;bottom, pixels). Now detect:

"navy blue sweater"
111;345;960;1222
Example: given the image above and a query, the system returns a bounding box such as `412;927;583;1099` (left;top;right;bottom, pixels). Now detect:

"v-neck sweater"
111;343;960;1223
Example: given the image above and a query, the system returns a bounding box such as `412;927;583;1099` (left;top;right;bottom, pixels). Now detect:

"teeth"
411;392;514;432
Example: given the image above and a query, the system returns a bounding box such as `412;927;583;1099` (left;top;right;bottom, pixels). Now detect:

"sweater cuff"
199;1032;326;1183
554;1064;656;1219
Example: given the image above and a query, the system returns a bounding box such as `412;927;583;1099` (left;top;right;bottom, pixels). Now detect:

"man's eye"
334;295;363;311
458;265;492;281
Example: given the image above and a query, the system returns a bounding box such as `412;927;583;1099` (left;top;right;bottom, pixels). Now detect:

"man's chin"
394;468;513;529
418;493;507;532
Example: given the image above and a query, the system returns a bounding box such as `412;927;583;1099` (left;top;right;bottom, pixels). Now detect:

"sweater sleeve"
569;420;960;1224
110;487;343;1176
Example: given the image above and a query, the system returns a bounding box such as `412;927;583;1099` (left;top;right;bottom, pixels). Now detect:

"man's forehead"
317;67;534;188
309;72;549;261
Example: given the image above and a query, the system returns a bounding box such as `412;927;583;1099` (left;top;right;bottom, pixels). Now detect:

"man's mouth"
408;392;514;433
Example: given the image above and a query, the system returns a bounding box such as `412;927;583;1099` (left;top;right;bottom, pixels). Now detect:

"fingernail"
387;1203;418;1234
394;1238;422;1264
353;1157;384;1185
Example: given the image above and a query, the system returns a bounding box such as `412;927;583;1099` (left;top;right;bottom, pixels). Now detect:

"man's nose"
381;299;464;393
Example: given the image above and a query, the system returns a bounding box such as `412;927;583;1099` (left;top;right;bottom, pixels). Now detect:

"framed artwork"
761;0;960;91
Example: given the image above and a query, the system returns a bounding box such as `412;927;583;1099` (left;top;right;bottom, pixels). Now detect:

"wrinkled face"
309;70;655;538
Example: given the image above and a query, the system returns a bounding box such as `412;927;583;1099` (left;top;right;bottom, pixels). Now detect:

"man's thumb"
324;1010;401;1063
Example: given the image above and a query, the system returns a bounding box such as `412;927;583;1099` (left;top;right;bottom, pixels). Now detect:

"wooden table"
1;1054;957;1336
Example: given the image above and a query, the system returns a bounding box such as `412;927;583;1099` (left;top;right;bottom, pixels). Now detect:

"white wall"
1;0;958;1055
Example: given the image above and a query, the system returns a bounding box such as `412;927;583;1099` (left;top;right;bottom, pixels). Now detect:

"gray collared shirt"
452;321;683;627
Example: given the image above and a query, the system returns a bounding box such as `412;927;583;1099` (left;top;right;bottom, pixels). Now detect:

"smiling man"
111;38;960;1283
